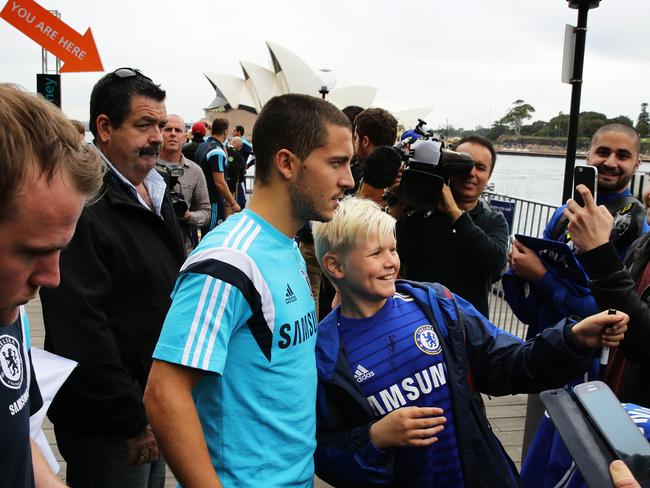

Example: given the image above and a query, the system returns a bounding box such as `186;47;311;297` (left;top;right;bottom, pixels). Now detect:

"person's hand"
232;202;241;213
183;210;191;222
508;240;547;282
564;184;613;251
610;460;641;488
127;426;159;466
369;406;446;449
436;184;463;222
571;309;628;348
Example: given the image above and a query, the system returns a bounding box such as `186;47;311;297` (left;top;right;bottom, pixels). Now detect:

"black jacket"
397;199;509;317
40;170;184;438
182;135;205;163
577;234;650;406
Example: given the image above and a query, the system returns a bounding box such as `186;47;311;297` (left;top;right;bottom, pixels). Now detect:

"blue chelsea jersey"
338;294;465;487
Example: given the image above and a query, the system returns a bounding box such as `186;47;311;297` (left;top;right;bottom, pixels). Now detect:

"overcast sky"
2;0;649;130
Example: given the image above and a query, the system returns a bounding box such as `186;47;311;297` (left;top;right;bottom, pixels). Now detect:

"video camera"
395;119;474;210
156;161;188;220
363;120;475;210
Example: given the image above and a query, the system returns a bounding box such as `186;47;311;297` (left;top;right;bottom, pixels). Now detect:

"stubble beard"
289;180;331;225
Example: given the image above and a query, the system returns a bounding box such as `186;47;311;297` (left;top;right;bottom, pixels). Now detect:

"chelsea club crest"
0;335;23;389
414;325;442;355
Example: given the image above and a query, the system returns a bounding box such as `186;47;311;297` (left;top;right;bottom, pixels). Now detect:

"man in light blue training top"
144;94;354;487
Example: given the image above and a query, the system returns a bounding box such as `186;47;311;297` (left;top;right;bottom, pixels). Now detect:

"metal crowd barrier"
482;191;560;338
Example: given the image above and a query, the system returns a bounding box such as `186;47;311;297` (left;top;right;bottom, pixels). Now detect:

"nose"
385;251;400;269
30;253;61;289
340;163;354;190
151;125;164;145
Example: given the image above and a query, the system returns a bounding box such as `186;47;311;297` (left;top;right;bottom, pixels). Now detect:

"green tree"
578;111;607;138
498;99;536;135
485;122;509;142
520;120;547;136
635;102;650;137
538;112;569;137
607;115;634;127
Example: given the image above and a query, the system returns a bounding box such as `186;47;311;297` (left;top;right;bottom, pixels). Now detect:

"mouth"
378;273;395;281
598;168;621;177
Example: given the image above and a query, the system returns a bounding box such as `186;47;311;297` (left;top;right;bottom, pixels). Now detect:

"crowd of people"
0;67;648;488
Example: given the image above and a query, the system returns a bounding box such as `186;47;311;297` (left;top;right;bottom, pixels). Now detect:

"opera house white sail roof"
204;41;432;128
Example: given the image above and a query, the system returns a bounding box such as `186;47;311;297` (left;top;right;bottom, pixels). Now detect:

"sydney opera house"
203;41;432;131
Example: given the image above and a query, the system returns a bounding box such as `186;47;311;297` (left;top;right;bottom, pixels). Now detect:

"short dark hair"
455;134;497;175
89;70;165;138
252;94;351;185
591;123;640;154
355;108;397;147
235;125;245;135
342;105;364;130
211;118;229;136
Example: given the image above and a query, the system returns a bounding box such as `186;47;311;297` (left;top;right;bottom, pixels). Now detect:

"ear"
361;135;370;149
322;252;345;280
95;114;112;144
274;148;299;181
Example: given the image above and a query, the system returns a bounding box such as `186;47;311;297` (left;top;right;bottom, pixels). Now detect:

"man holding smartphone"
509;123;647;314
507;123;649;455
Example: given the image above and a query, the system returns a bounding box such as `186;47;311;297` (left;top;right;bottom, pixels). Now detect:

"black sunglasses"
111;67;152;82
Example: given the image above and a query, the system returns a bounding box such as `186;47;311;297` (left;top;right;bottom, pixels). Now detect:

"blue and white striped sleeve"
206;148;226;173
153;271;252;374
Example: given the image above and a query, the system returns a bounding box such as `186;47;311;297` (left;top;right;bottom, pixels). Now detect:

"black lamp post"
562;0;601;203
315;69;336;101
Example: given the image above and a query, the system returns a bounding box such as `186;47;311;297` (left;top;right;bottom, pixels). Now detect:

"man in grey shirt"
158;114;210;254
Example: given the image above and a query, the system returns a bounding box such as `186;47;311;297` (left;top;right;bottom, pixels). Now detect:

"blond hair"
313;196;396;276
0;83;104;220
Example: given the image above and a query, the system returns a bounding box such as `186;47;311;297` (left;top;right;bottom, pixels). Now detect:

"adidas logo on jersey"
285;284;297;304
354;364;375;383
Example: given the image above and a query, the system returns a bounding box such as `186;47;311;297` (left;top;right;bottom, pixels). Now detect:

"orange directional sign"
0;0;102;72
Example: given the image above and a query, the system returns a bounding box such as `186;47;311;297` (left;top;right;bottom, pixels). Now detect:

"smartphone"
573;165;598;206
574;381;650;481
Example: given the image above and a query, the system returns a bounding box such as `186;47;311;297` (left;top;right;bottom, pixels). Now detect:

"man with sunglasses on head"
40;68;185;488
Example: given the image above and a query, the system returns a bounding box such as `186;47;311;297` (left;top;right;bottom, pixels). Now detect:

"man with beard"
506;123;648;455
40;68;185;488
509;123;648;316
144;94;354;488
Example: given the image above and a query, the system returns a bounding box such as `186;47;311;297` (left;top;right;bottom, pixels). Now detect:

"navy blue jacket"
315;281;594;487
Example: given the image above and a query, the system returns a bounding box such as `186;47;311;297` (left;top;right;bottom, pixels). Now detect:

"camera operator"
157;114;210;255
396;135;509;317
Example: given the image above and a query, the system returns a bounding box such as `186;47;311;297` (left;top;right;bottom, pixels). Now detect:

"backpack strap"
427;283;478;394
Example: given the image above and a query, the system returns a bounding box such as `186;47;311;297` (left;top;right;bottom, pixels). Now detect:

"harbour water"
490;153;650;205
